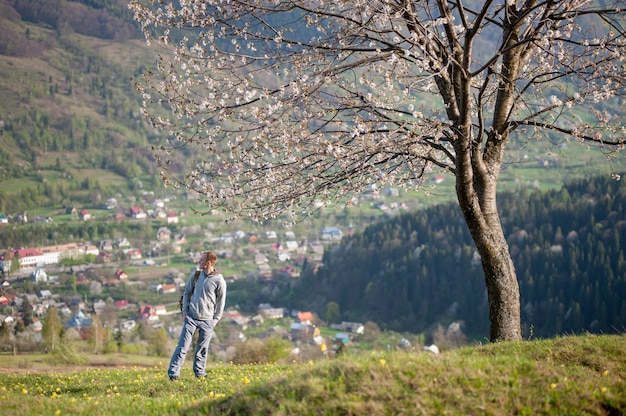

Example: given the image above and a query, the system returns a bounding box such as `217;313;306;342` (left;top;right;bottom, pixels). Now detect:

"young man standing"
168;251;227;380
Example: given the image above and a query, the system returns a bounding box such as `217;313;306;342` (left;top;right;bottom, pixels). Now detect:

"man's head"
199;251;218;271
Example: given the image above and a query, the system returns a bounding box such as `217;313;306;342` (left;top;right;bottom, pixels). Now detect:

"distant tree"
148;328;169;357
9;251;19;276
362;321;382;343
132;1;626;342
0;321;12;351
89;280;103;297
114;328;125;351
41;306;62;352
325;301;341;325
21;297;34;327
85;315;105;353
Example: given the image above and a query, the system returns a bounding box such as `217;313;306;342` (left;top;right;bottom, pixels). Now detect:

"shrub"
232;337;292;364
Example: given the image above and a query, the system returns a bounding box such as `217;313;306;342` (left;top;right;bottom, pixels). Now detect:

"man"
168;251;227;380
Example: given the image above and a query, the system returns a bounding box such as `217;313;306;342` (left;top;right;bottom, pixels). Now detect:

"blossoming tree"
130;0;626;341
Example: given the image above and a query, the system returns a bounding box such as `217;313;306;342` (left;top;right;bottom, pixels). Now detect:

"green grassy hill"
0;0;164;213
0;334;624;415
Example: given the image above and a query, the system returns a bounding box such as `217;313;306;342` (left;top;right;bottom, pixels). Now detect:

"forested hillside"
291;175;626;340
0;0;167;213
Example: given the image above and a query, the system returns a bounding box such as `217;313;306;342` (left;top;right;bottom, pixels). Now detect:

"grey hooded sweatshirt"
182;270;227;322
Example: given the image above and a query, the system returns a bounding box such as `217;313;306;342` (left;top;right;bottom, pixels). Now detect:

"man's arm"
181;272;195;316
212;278;227;324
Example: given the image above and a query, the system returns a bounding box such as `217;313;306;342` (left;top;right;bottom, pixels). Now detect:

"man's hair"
204;251;218;264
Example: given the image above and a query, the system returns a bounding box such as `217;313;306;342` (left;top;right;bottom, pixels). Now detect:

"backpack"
179;270;201;312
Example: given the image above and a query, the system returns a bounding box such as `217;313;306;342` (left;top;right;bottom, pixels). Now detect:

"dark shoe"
169;376;179;381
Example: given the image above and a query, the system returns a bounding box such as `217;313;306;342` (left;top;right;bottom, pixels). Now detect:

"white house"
30;268;48;283
321;227;343;241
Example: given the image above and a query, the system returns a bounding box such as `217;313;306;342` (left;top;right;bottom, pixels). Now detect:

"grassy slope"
0;15;158;200
0;334;623;415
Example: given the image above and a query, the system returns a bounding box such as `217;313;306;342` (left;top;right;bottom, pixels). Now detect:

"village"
0;186;416;362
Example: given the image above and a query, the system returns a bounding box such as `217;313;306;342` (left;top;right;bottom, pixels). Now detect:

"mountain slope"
290;175;626;340
0;0;161;212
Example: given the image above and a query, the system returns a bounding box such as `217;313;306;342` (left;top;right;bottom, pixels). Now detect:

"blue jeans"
168;315;215;378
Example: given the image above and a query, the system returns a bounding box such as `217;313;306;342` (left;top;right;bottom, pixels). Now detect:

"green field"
0;334;623;415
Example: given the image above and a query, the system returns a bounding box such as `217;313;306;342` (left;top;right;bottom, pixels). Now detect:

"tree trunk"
446;142;522;342
473;217;521;342
454;135;522;342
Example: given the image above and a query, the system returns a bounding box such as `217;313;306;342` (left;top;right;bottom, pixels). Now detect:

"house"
130;206;147;219
279;265;300;278
257;303;272;311
307;241;325;255
167;212;179;224
160;284;177;294
99;240;114;251
15;211;27;223
254;253;269;265
285;241;299;251
382;187;400;197
139;305;161;326
0;295;12;306
31;318;43;332
120;319;137;332
154;305;167;315
226;309;250;327
100;252;113;263
335;333;352;344
259;307;284;319
0;214;8;225
115;237;130;248
156;227;172;241
115;269;128;281
93;299;107;315
112;211;126;221
103;198;117;210
321;226;343;241
65;310;92;331
13;247;45;268
126;248;142;260
115;300;130;309
139;305;156;320
79;210;92;221
257;263;272;276
290;322;318;338
220;233;234;244
31;268;48;282
297;311;315;325
361;184;380;200
330;321;365;334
